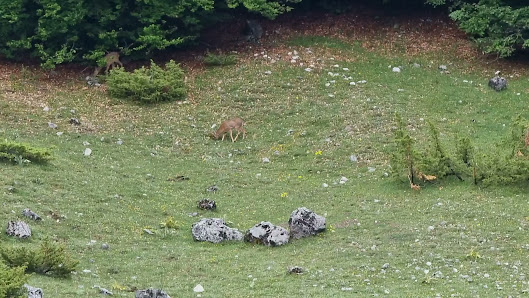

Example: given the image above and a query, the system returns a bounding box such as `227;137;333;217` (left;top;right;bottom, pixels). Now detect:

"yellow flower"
315;150;323;155
280;192;288;198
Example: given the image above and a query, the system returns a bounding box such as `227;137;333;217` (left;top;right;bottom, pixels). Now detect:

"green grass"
1;35;529;297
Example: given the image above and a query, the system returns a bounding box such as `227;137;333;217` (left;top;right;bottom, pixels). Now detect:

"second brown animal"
212;118;246;142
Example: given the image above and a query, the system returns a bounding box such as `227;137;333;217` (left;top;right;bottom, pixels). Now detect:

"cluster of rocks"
6;208;42;239
192;207;325;246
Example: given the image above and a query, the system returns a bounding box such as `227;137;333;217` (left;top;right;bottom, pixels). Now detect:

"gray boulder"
136;288;171;298
6;221;31;238
25;284;43;298
197;199;216;210
244;20;263;42
288;207;326;239
192;218;243;243
489;76;507;91
244;221;289;246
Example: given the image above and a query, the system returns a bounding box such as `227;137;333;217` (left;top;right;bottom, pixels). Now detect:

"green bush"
1;239;79;278
0;140;52;164
428;0;529;57
0;261;28;298
107;60;187;103
0;0;300;68
203;52;238;66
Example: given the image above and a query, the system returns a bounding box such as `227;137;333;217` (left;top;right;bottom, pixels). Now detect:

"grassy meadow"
1;32;529;297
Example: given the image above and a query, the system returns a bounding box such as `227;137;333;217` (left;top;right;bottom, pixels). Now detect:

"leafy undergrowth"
1;35;529;297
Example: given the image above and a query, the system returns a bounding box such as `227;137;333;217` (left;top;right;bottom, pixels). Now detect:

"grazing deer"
211;117;246;142
93;52;123;76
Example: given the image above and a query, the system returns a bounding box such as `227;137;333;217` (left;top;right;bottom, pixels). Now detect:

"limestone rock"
192;218;243;243
244;221;289;246
488;76;507;91
197;199;216;210
288;207;326;239
6;221;31;238
22;209;42;221
25;284;43;298
135;288;171;298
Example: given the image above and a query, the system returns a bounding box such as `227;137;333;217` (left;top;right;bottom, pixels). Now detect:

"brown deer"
93;52;123;76
211;118;246;142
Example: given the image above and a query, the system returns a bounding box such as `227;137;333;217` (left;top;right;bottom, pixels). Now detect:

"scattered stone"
48;122;57;129
206;185;219;192
392;67;401;73
6;221;31;238
488;75;507;91
382;263;390;270
197;199;216;210
25;284;43;298
84;148;92;156
322;183;329;188
438;65;447;71
101;243;110;250
135;288;171;298
86;76;101;87
264;71;272;75
289;266;304;274
188;212;199;217
69;118;81;126
368;167;376;173
286;129;294;136
288;207;326;240
413;63;421;68
244;221;289;246
339;176;348;184
22;208;42;221
93;285;113;295
193;284;204;293
143;229;154;235
43;106;50;112
192;218;243;243
83;141;91;146
262;157;270;163
350;155;358;162
116;139;123;145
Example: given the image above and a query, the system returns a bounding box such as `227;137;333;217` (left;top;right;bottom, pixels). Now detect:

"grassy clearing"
1;35;529;297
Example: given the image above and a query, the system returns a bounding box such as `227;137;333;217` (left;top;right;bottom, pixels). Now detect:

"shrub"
390;113;420;186
0;140;52;164
1;239;79;278
107;60;187;103
203;52;238;66
0;261;28;298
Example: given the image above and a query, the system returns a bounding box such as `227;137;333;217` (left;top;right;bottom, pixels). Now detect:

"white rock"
342;68;349;71
392;67;401;73
322;183;329;188
48;122;57;129
56;132;63;136
193;284;204;293
264;71;272;75
427;226;435;232
262;157;270;163
84;148;92;156
83;141;90;146
368;167;376;173
340;176;348;184
305;68;312;72
43;106;50;112
349;82;356;86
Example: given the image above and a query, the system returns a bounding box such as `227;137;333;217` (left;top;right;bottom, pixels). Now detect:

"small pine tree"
0;261;28;298
391;113;420;188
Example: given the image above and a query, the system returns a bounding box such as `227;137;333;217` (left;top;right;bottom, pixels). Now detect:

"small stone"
262;157;270;163
438;65;447;71
84;148;92;156
349;82;356;86
350;155;358;162
392;67;401;73
382;263;390;269
322;183;329;188
197;199;216;210
264;71;272;75
22;209;42;221
413;63;421;68
69;118;81;126
101;243;109;250
304;68;312;72
368;167;376;173
143;229;154;235
116;139;123;145
289;266;304;274
43;106;50;112
56;132;63;136
25;284;43;298
427;226;435;232
206;185;219;192
48;122;57;129
341;287;353;291
83;141;90;146
193;284;204;293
